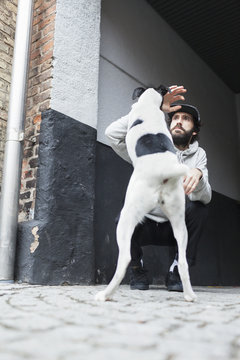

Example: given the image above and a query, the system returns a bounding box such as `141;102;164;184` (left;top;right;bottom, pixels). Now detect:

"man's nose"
176;119;183;126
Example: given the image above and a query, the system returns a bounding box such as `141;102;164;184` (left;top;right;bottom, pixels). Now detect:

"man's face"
170;112;197;147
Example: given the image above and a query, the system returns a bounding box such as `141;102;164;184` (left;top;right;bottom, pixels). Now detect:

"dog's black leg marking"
130;119;143;129
135;133;176;157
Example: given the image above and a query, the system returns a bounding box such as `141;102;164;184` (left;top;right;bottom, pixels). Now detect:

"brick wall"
0;0;18;190
19;0;56;221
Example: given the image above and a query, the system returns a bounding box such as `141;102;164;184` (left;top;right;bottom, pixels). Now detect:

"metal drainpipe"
0;0;34;283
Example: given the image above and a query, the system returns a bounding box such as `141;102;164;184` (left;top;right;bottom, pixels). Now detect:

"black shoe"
166;266;183;292
129;266;149;290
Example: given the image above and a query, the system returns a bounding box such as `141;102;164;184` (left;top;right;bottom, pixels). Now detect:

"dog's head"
132;85;170;101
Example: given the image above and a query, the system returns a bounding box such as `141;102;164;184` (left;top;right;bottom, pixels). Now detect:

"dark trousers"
130;200;208;268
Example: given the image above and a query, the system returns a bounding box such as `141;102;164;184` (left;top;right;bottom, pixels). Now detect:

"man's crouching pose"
105;85;212;293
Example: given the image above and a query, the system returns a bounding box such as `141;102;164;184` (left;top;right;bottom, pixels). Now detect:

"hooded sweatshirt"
105;114;212;223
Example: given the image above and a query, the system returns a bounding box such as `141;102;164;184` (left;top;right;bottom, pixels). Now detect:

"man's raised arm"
105;114;132;163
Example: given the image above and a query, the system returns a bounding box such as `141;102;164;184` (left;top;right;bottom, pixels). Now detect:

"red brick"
43;22;55;36
29;158;38;168
32;68;52;86
40;79;52;93
23;170;33;179
23;148;33;158
30;48;41;61
23;201;32;212
34;0;42;11
21;158;29;170
28;66;40;79
42;39;54;54
38;14;55;31
32;89;51;105
36;0;55;14
20;0;56;221
40;58;52;72
39;49;53;64
31;30;42;44
32;23;39;36
27;106;39;118
28;85;38;97
45;3;57;17
33;114;41;124
38;100;50;112
19;191;31;200
34;32;53;50
26;179;36;189
33;12;43;26
25;126;35;139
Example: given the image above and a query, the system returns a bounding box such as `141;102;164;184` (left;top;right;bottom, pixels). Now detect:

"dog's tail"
162;164;189;180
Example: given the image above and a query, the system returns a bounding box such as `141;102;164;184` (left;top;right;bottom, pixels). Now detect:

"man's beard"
171;127;194;147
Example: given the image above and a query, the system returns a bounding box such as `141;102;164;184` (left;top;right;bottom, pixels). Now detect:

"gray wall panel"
98;0;240;200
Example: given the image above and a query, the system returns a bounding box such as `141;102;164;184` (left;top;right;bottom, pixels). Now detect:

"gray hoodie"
105;114;212;223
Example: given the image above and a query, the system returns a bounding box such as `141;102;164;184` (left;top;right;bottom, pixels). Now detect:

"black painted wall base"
16;109;96;285
94;141;240;286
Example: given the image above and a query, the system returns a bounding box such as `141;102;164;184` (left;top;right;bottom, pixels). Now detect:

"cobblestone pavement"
0;284;240;360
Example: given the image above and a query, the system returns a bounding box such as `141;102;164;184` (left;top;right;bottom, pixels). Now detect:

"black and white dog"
95;86;197;302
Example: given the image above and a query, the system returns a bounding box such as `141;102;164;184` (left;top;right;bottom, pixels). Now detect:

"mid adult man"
105;85;212;292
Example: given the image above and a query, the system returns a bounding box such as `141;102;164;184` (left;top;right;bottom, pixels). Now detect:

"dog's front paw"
184;291;197;302
95;290;110;302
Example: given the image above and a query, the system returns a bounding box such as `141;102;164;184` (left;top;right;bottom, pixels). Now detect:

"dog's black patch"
132;87;146;100
130;119;143;129
135;133;176;157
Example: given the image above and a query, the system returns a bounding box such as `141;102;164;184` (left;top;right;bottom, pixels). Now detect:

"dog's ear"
155;85;171;96
132;87;146;100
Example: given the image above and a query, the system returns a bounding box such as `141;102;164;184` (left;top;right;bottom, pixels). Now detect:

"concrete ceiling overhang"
146;0;240;93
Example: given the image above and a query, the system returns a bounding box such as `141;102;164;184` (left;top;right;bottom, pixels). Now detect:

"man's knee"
185;200;208;221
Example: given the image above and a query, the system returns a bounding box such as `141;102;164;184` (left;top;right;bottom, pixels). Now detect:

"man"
105;85;211;292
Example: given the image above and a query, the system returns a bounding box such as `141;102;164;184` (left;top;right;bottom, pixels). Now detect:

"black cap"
168;104;200;124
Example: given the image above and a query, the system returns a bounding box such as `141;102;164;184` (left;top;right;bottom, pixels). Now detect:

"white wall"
98;0;240;200
51;0;101;129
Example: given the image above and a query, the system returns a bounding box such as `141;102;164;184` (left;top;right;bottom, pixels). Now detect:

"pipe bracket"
6;129;25;142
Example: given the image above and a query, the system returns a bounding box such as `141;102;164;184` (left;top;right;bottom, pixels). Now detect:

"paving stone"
0;284;240;359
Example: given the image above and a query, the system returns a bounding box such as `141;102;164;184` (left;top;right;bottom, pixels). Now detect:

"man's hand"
183;168;202;195
161;85;187;113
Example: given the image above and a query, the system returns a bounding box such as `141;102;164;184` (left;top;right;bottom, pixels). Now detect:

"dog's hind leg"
161;184;196;302
95;173;157;302
95;208;139;301
95;167;159;302
168;212;197;302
